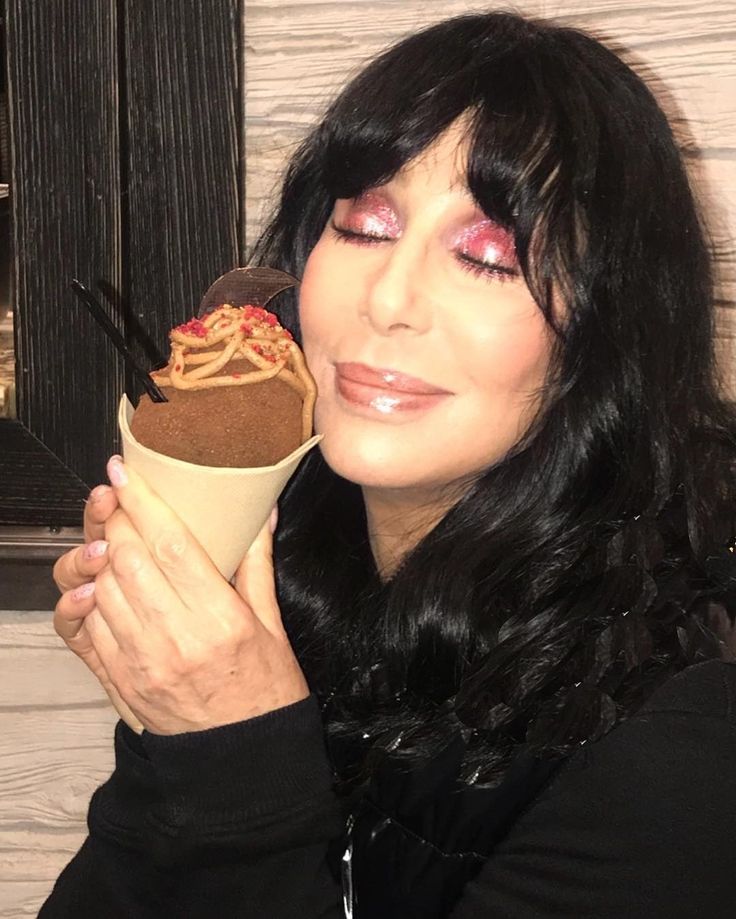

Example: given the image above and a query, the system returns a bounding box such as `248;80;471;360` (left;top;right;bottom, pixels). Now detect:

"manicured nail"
269;506;279;535
71;581;96;602
83;539;109;560
88;485;112;504
107;455;128;487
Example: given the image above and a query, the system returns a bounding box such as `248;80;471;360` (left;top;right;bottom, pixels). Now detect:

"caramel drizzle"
151;305;317;442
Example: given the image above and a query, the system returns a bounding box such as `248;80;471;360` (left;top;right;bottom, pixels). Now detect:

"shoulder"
636;658;736;722
542;659;736;804
457;662;736;917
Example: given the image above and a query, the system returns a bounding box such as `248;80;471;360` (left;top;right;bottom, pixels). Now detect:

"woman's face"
299;125;554;494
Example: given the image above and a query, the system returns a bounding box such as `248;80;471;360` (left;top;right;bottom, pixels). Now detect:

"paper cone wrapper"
118;395;322;580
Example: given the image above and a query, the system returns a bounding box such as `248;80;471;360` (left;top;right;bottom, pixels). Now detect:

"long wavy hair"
252;11;736;788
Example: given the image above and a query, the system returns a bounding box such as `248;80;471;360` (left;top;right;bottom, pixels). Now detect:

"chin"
311;394;512;493
316;433;417;489
314;422;477;493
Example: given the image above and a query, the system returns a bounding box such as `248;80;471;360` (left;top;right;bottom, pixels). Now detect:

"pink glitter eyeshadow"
344;192;402;237
452;219;517;269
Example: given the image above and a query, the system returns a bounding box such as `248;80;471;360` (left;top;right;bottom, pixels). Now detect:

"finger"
104;505;140;549
56;605;145;735
83;485;119;544
53;539;110;594
55;601;115;675
55;603;105;669
79;604;140;718
104;501;211;630
55;584;127;697
83;602;126;672
54;580;98;642
233;508;282;634
106;455;230;610
93;556;156;650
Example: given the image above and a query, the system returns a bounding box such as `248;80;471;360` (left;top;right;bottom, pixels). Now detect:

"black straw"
70;279;168;403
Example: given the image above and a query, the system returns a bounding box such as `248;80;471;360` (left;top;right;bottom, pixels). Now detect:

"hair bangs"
318;54;478;202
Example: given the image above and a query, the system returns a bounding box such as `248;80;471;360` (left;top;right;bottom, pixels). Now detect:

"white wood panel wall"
2;3;734;915
0;612;117;917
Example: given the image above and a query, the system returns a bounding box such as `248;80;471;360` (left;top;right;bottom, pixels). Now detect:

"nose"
360;237;432;336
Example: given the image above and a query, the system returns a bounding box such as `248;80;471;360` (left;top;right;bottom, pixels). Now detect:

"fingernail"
269;506;279;535
107;455;128;487
83;539;109;560
88;485;112;504
71;581;96;602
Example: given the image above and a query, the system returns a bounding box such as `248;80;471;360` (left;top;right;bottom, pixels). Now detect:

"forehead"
382;119;473;199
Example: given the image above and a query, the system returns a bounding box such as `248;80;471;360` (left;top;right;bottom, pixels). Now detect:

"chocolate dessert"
130;304;316;468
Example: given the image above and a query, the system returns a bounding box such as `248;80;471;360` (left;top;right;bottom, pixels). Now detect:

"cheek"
298;242;334;358
462;301;552;400
299;243;324;325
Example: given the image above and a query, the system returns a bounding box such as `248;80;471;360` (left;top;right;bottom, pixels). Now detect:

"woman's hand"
53;484;145;732
54;456;309;735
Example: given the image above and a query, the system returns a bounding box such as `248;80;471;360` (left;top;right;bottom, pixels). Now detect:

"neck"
362;482;468;580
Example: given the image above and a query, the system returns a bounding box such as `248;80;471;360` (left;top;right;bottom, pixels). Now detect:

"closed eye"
330;221;392;245
456;251;519;282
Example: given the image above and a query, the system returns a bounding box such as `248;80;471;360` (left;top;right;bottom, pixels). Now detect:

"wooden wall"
1;2;734;915
0;612;117;916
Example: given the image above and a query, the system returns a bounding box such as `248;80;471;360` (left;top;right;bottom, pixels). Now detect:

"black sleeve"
451;706;736;918
39;695;346;919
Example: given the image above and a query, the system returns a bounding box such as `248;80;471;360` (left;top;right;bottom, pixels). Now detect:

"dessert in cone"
118;268;321;580
130;302;316;467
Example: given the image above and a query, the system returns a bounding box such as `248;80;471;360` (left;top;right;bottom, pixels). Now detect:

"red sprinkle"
232;372;241;379
174;363;181;371
243;304;272;321
174;317;208;338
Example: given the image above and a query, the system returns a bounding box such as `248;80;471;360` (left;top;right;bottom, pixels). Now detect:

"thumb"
233;506;281;633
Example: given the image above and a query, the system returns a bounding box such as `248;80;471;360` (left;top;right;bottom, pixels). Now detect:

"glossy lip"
333;363;452;417
334;362;451;395
335;376;450;415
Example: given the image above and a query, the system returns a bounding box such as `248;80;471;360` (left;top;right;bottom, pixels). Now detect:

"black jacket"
40;660;736;918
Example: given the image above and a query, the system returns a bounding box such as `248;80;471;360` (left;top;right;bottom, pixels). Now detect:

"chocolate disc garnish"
197;267;299;318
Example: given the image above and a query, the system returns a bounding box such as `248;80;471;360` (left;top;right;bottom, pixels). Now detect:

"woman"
43;11;736;918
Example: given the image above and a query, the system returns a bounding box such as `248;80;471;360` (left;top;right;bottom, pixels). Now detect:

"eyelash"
330;223;390;245
330;222;518;282
456;253;519;283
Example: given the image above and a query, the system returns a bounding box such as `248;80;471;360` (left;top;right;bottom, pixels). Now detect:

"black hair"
252;11;736;788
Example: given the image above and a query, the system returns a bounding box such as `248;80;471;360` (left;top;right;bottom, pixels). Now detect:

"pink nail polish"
83;540;109;560
88;485;112;504
107;456;128;487
71;581;96;602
